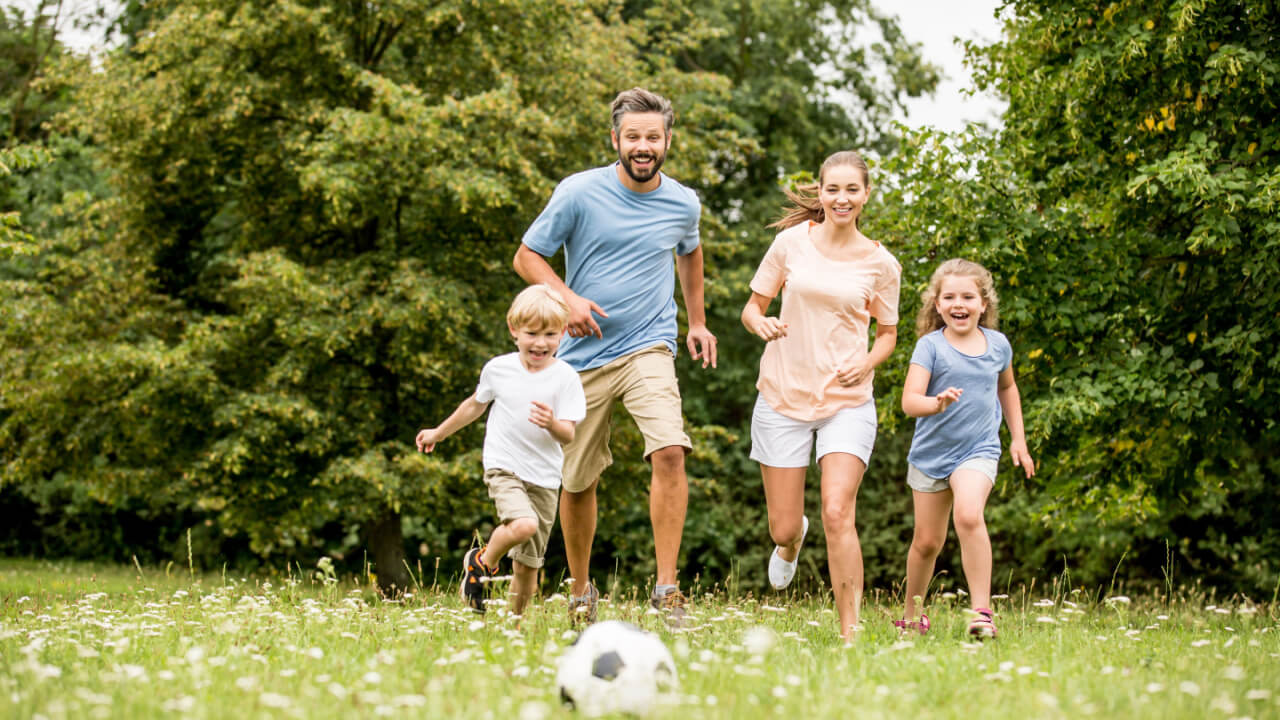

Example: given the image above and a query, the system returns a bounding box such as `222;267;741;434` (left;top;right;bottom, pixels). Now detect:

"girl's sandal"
893;613;930;635
967;608;997;639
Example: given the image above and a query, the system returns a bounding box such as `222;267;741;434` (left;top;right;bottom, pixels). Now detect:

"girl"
898;259;1035;639
741;151;901;641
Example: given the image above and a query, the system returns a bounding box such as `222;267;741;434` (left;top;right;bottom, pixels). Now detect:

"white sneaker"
768;515;809;590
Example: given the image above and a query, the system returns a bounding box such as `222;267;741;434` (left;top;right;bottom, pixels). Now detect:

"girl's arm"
901;363;963;418
836;323;898;386
415;394;490;453
741;291;788;341
997;366;1035;478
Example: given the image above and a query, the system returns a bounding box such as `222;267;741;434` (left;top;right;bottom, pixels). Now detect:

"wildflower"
1245;689;1271;700
259;692;292;708
743;626;778;657
1036;616;1057;624
519;701;552;720
1145;683;1164;693
1105;596;1131;604
1180;681;1201;696
1223;666;1245;680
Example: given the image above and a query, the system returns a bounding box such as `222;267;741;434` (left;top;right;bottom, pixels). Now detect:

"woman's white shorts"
749;394;877;468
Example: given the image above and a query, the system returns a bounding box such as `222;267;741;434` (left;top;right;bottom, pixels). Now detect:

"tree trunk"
369;509;410;597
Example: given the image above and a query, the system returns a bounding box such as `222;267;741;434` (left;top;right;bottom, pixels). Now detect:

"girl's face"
935;274;987;335
509;323;565;372
818;164;870;228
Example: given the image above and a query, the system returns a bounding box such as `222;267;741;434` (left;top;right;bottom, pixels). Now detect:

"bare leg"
904;489;952;620
509;561;539;616
818;452;866;641
560;481;598;597
950;470;994;610
481;517;538;570
761;465;807;561
649;446;687;587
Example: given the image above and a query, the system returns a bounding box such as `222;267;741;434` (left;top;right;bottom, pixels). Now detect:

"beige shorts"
906;458;999;493
483;468;559;568
561;345;692;493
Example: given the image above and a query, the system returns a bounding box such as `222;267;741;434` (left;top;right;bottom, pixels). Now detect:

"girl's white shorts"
749;394;877;468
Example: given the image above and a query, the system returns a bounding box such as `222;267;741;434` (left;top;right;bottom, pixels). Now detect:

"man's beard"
618;149;665;184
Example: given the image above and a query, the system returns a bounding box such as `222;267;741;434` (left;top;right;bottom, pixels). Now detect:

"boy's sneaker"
461;546;494;614
967;607;997;639
650;587;688;628
568;582;599;625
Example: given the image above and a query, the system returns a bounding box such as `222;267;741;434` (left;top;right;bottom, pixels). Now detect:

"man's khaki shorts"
483;468;558;569
561;345;692;493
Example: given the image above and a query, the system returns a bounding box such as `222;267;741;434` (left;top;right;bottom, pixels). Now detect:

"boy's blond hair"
507;284;570;331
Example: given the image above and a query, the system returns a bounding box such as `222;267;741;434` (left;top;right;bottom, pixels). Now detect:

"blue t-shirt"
521;164;701;371
907;327;1013;478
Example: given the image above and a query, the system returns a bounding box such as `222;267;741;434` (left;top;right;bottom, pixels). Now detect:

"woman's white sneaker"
768;515;809;590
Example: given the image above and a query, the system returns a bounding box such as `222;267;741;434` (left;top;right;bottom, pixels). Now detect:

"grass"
1;557;1277;719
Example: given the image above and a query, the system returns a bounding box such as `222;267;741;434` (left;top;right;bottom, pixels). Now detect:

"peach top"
749;221;901;421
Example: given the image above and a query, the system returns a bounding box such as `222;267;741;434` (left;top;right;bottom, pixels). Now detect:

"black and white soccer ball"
556;621;679;716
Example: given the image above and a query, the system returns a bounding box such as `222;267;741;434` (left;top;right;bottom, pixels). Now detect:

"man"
512;87;717;624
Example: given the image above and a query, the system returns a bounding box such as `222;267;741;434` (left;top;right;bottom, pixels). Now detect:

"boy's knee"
649;446;685;476
509;517;539;541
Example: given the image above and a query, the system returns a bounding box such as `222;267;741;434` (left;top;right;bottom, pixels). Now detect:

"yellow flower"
1144;20;1154;29
1195;94;1204;112
1125;152;1137;163
1160;106;1169;118
1248;142;1258;155
1145;115;1156;130
1166;114;1175;130
1028;348;1044;359
1187;332;1197;344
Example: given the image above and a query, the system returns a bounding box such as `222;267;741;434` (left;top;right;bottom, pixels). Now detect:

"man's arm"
513;244;607;339
675;245;717;369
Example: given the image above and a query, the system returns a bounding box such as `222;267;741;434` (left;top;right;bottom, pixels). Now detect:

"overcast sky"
878;0;1008;132
46;0;1006;133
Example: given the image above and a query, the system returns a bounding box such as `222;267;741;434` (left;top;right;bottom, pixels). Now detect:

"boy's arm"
528;401;576;445
901;363;962;418
997;365;1035;477
416;394;490;453
676;245;717;369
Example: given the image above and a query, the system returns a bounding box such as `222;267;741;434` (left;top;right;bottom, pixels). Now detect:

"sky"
45;0;1006;133
877;0;1008;132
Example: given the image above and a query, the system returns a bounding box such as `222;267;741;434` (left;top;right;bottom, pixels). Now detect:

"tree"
1;0;751;594
871;0;1280;592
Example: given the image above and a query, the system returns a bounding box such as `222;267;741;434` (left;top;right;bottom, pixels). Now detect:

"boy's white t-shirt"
475;353;586;489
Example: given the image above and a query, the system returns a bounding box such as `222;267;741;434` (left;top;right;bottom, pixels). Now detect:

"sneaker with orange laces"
650;586;688;628
968;607;997;639
461;546;495;614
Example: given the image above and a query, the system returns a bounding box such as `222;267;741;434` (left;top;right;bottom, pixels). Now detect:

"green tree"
871;0;1279;593
2;0;751;594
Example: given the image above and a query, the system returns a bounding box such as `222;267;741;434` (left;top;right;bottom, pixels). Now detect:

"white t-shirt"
476;353;586;489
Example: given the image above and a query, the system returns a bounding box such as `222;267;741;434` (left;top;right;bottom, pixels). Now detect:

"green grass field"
1;557;1276;719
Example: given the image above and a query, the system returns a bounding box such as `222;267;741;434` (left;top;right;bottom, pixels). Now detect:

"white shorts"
749;394;877;468
906;458;999;493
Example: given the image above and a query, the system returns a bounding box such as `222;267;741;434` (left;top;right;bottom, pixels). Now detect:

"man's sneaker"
768;515;809;590
568;582;599;625
968;607;997;639
650;587;687;628
461;546;494;614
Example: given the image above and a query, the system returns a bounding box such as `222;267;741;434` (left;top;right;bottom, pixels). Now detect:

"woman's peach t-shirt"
749;221;901;421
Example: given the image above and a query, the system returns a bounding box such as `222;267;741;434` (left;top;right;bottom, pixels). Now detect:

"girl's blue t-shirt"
907;327;1013;478
521;164;701;371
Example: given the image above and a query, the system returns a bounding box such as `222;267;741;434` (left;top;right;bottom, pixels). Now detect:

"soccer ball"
556;621;679;716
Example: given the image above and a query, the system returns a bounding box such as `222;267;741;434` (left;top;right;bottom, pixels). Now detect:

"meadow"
1;558;1276;720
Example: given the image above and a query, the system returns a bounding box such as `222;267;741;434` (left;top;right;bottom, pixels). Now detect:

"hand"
686;323;718;369
415;428;440;453
836;359;873;387
933;387;963;414
1009;439;1036;478
566;292;607;339
528;400;555;429
749;316;788;343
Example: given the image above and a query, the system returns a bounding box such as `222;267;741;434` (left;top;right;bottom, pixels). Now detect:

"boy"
415;284;586;615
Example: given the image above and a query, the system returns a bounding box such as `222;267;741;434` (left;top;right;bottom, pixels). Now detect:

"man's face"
611;112;670;185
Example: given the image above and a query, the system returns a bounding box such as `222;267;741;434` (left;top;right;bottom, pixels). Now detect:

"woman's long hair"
768;150;870;230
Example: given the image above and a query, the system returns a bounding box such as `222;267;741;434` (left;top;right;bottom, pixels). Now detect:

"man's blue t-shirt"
521;164;701;371
907;327;1013;478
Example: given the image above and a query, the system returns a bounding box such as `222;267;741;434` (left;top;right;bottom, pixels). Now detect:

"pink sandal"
968;608;997;639
893;613;930;635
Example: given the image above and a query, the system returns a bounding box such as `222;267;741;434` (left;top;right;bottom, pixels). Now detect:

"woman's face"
819;164;870;228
